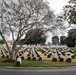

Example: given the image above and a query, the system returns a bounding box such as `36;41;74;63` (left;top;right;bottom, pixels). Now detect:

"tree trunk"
9;51;16;60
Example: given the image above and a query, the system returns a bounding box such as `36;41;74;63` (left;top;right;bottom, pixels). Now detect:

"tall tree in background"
65;36;75;47
63;0;76;24
68;29;76;39
65;29;76;47
0;0;55;60
21;29;46;45
60;36;66;45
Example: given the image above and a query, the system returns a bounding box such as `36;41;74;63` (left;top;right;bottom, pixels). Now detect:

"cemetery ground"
0;46;76;67
0;57;76;67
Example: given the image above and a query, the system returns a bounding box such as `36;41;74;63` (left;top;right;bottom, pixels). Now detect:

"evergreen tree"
21;29;46;45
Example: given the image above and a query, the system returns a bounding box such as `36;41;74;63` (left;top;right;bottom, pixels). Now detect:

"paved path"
0;67;76;75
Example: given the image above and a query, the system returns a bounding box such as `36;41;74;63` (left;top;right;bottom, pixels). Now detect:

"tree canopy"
68;29;76;39
63;0;76;24
60;36;66;45
65;29;76;47
65;36;75;47
20;29;46;45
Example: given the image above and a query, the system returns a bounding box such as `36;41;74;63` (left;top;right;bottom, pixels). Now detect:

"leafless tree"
0;0;55;60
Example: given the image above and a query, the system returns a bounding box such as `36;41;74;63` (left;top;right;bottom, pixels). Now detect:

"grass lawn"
0;57;15;67
22;60;76;67
0;57;76;67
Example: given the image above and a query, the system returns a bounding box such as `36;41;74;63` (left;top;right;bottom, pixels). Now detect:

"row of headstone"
39;47;75;63
0;45;76;65
26;47;42;61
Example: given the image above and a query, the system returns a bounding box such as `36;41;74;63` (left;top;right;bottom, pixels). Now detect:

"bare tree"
0;0;55;60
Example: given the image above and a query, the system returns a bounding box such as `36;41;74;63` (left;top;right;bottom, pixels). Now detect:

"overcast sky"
47;0;69;14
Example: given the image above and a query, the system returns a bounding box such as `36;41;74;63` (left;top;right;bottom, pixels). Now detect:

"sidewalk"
0;66;76;72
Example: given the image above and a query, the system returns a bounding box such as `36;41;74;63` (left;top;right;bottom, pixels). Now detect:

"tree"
60;36;66;45
0;0;55;60
0;40;5;44
68;29;76;39
63;0;76;24
65;36;75;47
68;29;76;44
21;29;46;45
65;29;76;47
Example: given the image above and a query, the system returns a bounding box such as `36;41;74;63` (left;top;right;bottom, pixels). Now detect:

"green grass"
0;57;76;67
21;60;76;67
0;57;15;67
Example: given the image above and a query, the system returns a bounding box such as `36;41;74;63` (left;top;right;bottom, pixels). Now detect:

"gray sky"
47;0;69;14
